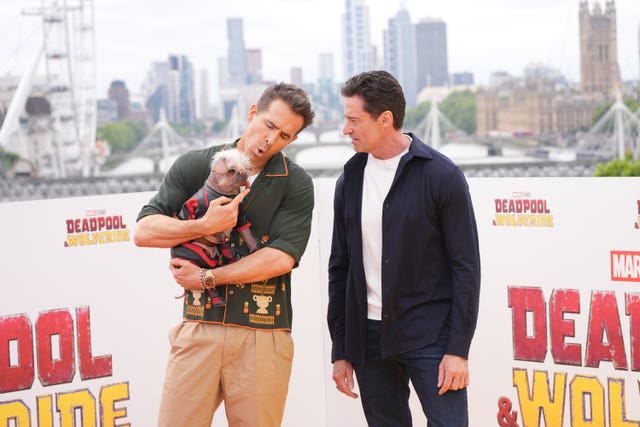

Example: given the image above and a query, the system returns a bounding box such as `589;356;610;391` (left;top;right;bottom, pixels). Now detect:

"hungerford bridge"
72;95;640;176
0;97;640;201
1;92;640;202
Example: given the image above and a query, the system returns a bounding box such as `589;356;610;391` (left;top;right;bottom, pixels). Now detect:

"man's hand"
199;189;250;235
332;360;359;399
437;354;469;395
169;258;202;290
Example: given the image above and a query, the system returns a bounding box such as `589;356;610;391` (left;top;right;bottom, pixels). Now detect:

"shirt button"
229;290;234;295
384;259;389;264
383;314;390;319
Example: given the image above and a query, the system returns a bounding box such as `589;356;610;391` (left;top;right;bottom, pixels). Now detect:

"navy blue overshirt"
327;133;481;363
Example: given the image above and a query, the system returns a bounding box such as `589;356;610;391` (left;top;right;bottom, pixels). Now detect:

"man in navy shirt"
328;70;481;426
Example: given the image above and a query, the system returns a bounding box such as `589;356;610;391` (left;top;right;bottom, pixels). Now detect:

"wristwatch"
204;269;217;289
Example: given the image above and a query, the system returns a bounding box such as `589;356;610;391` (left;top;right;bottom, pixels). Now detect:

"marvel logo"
611;251;640;282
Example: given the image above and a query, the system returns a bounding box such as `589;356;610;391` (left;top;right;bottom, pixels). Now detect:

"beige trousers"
157;322;294;427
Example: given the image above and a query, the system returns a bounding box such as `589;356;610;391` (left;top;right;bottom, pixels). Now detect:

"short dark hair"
256;82;315;133
341;70;406;130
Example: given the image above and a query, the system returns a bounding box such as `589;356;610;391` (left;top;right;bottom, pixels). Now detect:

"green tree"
212;120;228;134
591;98;640;125
404;101;431;130
403;90;477;135
96;119;147;153
0;147;18;172
439;90;477;135
172;120;206;137
126;119;147;140
594;150;640;176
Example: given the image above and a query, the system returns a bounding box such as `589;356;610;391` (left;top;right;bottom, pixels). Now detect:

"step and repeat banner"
0;177;638;426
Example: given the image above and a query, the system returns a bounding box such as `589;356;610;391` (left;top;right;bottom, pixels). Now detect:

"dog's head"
207;149;252;195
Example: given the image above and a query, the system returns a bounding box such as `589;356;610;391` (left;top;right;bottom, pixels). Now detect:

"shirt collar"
228;139;290;178
404;132;433;160
263;152;289;177
343;132;433;174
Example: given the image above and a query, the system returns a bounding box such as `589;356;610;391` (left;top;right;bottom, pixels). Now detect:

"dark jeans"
353;320;468;427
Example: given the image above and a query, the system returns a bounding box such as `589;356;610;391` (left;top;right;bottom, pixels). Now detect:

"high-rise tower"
227;17;247;85
319;53;335;85
168;54;196;125
290;67;303;88
108;80;130;120
342;0;375;80
317;53;340;121
414;18;449;90
245;48;263;84
579;1;621;98
197;69;210;120
384;8;417;107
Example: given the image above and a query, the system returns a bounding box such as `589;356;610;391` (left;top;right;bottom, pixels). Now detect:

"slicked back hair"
341;70;406;130
256;82;315;133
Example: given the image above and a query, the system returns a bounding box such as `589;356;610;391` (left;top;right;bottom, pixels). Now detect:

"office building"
97;99;117;124
415;18;449;89
315;53;340;122
227;18;247;85
197;69;210;120
168;54;196;125
143;61;170;123
107;80;130;120
384;7;417;106
451;72;474;86
342;0;375;80
246;48;263;84
290;67;303;88
319;53;335;84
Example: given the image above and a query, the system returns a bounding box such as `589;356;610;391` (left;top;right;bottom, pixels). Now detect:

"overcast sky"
0;0;638;100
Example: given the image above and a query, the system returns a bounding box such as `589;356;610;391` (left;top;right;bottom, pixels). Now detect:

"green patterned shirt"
137;141;314;330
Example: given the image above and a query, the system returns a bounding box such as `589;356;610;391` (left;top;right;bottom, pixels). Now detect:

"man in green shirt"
135;83;315;427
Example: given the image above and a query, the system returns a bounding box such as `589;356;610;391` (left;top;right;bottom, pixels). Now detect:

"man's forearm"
213;247;295;285
135;192;249;249
134;214;207;248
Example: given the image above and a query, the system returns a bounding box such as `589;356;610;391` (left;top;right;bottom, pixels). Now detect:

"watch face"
205;272;215;288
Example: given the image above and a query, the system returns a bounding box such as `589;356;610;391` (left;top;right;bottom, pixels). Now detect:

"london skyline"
0;0;638;98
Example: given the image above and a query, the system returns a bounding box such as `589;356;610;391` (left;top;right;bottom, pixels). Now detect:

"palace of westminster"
476;0;636;138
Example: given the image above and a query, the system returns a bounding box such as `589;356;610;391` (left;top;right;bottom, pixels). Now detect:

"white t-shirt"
361;147;408;320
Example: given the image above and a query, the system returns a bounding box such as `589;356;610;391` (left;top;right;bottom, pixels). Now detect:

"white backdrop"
1;177;639;426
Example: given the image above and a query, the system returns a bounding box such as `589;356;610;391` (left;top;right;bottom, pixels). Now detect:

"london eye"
0;0;96;178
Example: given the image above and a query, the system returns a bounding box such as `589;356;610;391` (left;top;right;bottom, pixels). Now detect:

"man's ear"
247;104;258;122
380;110;394;128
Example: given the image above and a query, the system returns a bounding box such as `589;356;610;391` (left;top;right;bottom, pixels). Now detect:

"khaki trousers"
157;322;294;427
